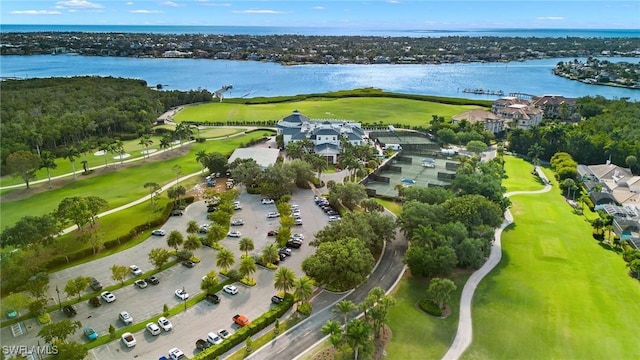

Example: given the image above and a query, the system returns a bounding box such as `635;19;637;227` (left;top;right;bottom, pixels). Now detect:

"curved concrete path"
442;167;552;360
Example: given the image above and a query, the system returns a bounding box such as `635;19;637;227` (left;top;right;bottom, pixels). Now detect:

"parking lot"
2;187;331;360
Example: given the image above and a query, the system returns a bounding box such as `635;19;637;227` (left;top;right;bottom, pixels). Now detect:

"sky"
2;0;639;29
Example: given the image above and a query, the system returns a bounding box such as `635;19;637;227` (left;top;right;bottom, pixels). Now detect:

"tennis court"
365;154;457;197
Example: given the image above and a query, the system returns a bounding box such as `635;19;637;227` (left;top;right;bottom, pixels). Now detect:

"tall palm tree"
333;300;357;326
274;267;297;295
216;248;235;273
293;275;314;308
64;146;80;179
527;142;544;167
239;237;255;257
345;318;371;360
321;320;344;353
196;150;208;175
175;123;193;146
139;134;153;159
238;256;257;282
113;140;125;166
144;182;161;208
261;244;280;266
39;150;57;189
166;230;184;251
159;135;172;153
99;143;113;167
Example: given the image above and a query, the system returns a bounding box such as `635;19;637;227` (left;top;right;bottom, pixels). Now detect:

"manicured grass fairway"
385;273;470;360
501;156;546;193
174;97;485;127
463;157;640;359
0;131;274;228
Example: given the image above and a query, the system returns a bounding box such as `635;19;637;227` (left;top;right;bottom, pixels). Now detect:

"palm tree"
99;143;113;167
333;300;357;326
394;183;405;198
113;140;125;166
345;318;371;360
144;182;161;208
239;237;255;257
186;220;199;235
196;150;208;175
159;135;172;153
139;134;153;159
183;234;202;252
167;230;184;251
527;142;544;167
274;267;297;295
64;146;80;179
293;275;314;308
39;150;57;189
238;256;257;282
321;320;344;353
261;244;279;266
175;123;193;146
216;248;235;273
305;153;328;179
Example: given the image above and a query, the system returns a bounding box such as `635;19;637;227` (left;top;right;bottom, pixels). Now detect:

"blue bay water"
1;55;638;100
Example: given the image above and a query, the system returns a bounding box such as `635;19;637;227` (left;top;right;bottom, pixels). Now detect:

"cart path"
442;167;552;360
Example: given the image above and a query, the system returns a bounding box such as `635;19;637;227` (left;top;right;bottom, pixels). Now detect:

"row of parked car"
314;196;341;222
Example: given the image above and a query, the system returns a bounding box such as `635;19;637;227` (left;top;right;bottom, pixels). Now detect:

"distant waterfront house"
531;94;577;120
493;103;543;130
276;110;366;164
451;109;506;134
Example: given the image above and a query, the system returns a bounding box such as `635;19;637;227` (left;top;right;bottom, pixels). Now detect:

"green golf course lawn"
173;97;485;127
462;158;640;359
0;131;274;228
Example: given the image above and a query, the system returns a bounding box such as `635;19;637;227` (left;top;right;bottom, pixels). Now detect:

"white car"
230;219;244;226
119;311;133;325
146;322;161;336
261;198;274;204
292;233;305;240
158;316;173;331
218;328;232;339
223;285;238;295
207;332;223;345
168;348;186;360
151;229;166;236
267;212;280;218
227;231;242;238
294;218;303;225
121;332;136;347
129;265;142;276
175;289;189;300
290;204;299;209
134;279;148;289
328;215;341;222
100;291;116;303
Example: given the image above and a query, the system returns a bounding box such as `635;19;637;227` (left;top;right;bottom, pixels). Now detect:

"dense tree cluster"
0;76;212;171
508;96;640;174
398;160;505;278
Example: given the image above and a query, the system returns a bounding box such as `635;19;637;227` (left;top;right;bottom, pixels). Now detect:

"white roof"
228;147;280;168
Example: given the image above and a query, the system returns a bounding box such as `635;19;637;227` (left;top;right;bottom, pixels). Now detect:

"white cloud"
130;9;165;14
536;16;564;21
9;10;63;15
125;1;134;5
55;0;103;9
232;9;288;14
387;0;401;3
161;1;183;7
312;6;325;10
197;0;231;6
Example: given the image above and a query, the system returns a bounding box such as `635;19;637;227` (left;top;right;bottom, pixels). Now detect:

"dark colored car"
267;230;278;236
182;261;196;268
145;276;160;285
88;296;101;307
286;239;302;249
90;278;102;291
279;247;292;256
171;210;184;216
63;305;77;317
205;294;220;304
196;339;211;351
271;295;284;304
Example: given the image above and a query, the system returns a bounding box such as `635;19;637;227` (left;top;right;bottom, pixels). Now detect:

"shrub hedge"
418;299;443;317
195;293;294;359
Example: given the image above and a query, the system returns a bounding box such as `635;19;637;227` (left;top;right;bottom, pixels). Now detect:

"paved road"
248;211;409;360
442;167;552;360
